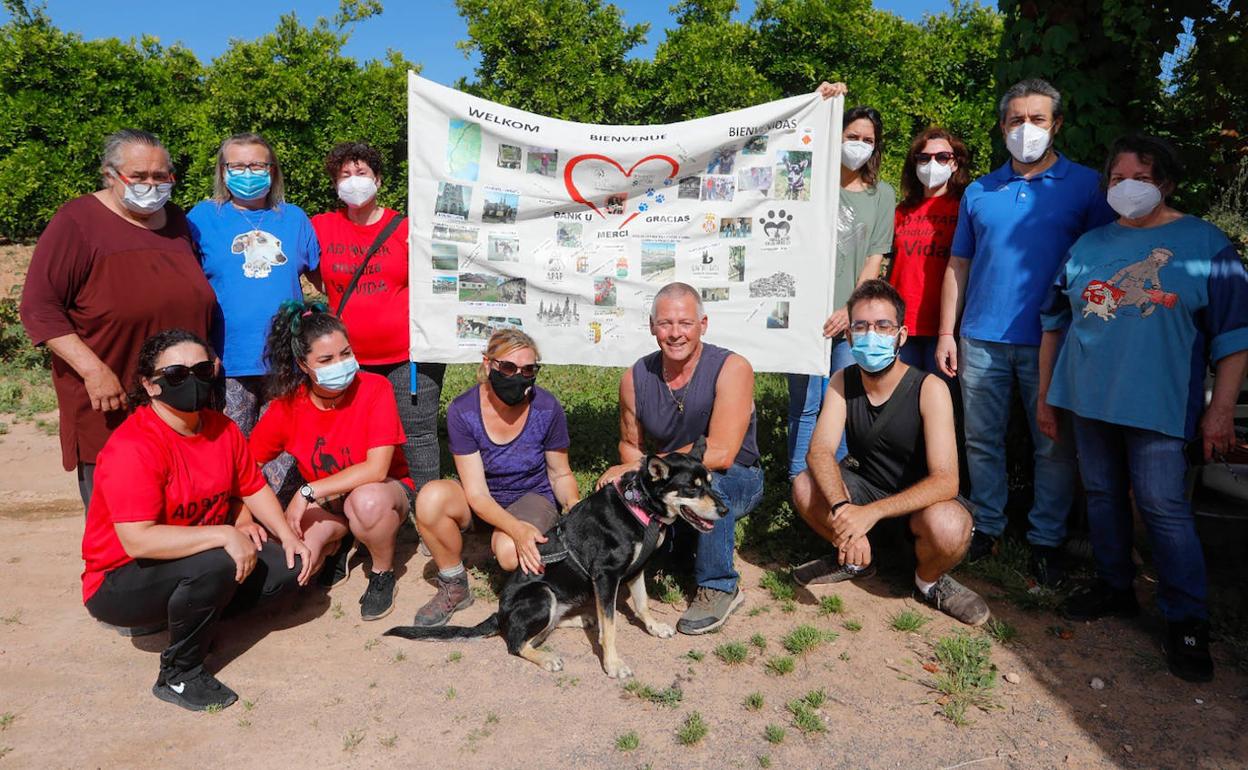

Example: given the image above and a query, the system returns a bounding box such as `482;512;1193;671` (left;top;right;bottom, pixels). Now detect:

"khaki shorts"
502;492;560;534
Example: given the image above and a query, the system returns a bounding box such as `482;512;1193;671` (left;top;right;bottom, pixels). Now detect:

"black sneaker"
1059;580;1140;622
792;556;876;587
1028;544;1067;587
965;531;996;563
1165;619;1214;683
360;570;397;621
152;668;238;712
317;533;355;588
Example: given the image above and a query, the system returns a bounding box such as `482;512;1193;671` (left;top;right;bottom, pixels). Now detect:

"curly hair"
324;142;385;186
263;300;349;400
128;329;215;406
899;127;972;208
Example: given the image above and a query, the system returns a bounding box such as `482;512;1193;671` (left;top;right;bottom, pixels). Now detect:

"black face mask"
488;369;536;406
152;374;214;413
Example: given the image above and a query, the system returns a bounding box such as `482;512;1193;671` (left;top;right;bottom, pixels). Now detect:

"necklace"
234;204;267;235
662;353;701;415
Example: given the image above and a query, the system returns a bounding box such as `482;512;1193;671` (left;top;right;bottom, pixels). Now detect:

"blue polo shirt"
951;154;1115;346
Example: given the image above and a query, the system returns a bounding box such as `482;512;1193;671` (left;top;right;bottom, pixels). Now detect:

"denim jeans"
959;337;1076;546
900;335;956;386
786;339;854;478
692;462;764;593
1072;416;1207;621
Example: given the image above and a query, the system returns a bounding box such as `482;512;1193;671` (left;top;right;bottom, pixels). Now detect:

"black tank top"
843;365;929;493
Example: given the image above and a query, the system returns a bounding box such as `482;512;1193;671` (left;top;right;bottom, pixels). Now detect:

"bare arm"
241;485;313;585
1036;329;1063;441
598;367;645;488
935;256;970;377
300;445;395;500
545;449;580;511
114;521;258;584
700;354;754;471
1202;350;1248;461
455;450;549;574
44;333;128;412
806;371;848;505
857;253;886;286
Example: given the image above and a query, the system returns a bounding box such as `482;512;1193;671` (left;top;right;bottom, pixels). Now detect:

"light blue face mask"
313;356;358;392
225;170;271;201
849;331;899;373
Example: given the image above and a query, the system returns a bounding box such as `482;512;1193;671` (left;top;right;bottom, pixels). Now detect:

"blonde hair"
476;329;540;384
212;132;285;209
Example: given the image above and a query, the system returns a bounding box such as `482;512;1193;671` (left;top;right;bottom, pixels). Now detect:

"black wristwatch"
830;499;852;514
299;484;317;504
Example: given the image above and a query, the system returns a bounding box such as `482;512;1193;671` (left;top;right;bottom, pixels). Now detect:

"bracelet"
830;499;852;514
937;332;956;337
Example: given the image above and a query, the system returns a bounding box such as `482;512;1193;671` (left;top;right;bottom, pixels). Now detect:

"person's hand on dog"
595;461;637;491
284;494;308;539
509;521;549;575
222;526;259;583
828;503;878;551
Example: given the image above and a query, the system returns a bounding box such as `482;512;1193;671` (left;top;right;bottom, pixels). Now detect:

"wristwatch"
299;484;317;504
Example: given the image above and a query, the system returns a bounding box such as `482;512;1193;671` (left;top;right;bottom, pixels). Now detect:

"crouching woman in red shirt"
249;300;414;622
82;329;313;713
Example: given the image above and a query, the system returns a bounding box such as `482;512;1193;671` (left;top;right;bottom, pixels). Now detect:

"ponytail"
263;299;348;400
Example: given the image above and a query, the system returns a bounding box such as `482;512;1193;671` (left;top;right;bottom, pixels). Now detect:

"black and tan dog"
384;450;726;678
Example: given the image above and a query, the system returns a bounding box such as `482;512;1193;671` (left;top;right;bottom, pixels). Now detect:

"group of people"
18;75;1247;712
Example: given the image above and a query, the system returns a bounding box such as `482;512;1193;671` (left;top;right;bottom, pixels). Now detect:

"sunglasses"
156;361;216;386
916;152;956;164
491;359;541;378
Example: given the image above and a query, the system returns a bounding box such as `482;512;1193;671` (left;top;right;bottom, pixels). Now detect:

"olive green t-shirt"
833;181;897;309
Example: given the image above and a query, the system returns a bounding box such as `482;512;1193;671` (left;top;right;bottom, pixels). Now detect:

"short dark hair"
846;279;906;326
1103;134;1184;190
324;141;385;182
843;106;885;188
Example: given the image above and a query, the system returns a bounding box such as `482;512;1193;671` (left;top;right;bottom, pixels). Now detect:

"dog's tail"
383;613;500;641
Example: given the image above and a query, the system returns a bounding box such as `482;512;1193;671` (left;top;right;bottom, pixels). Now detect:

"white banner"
408;73;841;375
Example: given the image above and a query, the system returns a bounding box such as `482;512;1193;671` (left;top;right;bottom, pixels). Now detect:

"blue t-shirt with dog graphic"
1041;215;1248;439
188;201;320;376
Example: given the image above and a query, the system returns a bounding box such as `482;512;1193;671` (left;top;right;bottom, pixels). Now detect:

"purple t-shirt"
446;385;570;507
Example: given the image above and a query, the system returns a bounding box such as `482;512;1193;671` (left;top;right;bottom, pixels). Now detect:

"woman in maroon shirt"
20;129;215;509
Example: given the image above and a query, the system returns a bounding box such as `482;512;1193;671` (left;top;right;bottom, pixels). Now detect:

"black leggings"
85;542;303;679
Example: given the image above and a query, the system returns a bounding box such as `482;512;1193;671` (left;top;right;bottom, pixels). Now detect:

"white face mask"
115;173;173;214
337;175;378;207
1005;122;1051;164
841;140;874;172
1106;179;1162;220
916;160;953;190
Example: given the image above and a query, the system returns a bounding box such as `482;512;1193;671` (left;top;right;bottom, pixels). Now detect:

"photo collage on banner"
408;73;842;375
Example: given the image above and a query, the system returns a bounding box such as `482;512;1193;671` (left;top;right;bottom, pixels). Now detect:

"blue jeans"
1072;416;1206;621
900;335;956;387
786;339;854;478
694;462;764;593
960;338;1076;547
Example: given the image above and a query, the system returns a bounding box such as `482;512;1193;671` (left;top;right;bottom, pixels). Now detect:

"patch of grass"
555;675;580;689
331;601;345;620
241;700;255;712
759;570;796;602
204;703;224;715
448;651;463;663
818;594;845;615
675;711;708;746
958;536;1063;612
236;717;252;728
0;713;14;731
839;651;850;661
393;651;406;663
363;638;380;651
685;649;705;662
0;610;24;626
758;754;772;768
787;700;826;735
379;734;398;749
468;565;505;602
842;618;862;632
930;632;998;726
485;712;499;725
746;605;771;617
749;633;767;651
623;680;683;708
781;624;836;655
779;599;797;613
764;655;795;675
890;609;929;633
714;641;749;664
763;724;786;744
649;570;686;605
0;747;12;760
615;731;640;752
985;618;1018;645
0;367;56;420
799;688;827;709
744;691;764;711
444;687;456;700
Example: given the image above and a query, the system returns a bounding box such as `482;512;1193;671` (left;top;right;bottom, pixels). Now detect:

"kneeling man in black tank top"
790;280;989;626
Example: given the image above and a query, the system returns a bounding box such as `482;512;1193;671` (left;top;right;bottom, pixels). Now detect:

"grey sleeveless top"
632;342;760;467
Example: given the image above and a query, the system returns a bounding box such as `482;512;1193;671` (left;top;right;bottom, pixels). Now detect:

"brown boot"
412;573;473;627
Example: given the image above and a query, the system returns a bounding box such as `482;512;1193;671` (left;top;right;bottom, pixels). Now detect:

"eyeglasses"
491;359;541;377
112;168;175;193
849;320;900;335
916;152;956;164
156;361;216;386
224;162;273;175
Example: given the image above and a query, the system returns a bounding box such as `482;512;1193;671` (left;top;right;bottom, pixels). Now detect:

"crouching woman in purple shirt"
412;329;580;626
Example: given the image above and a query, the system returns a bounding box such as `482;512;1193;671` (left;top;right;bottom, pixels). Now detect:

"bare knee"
912;501;972;551
492;533;519;572
791;471;827;526
347;485;398;530
415;480;465;528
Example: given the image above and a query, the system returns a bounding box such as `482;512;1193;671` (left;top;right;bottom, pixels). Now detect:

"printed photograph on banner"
536;295;582;327
719;217;752;239
487;233;520;263
701;287;730;302
446;120;481;182
728;246;745;282
434;182;472;220
432;276;458;295
767;301;791;329
759;208;795;250
743;135;768;155
773;151;813;201
702;175;735;202
749;270;797;297
706;146;736;174
641;240;676;282
689;244;724;280
677;175;701;200
456;314;523;343
482;189;519;224
737;166;774;194
594;276;617;307
526;147;559;178
556;221;582;248
543;254;568;284
700;213;719;234
497;144;521;170
432;222;479;244
604;193;627;216
431;243;459;271
458;272;527;304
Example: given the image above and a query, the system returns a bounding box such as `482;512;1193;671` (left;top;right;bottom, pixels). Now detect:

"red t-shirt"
890;194;960;336
311;208;409;365
80;407;265;603
249;371;413;490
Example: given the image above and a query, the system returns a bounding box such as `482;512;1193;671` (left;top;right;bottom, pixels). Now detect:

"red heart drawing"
563;153;680;228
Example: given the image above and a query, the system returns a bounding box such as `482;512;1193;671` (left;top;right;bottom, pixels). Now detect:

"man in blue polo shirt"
934;78;1115;584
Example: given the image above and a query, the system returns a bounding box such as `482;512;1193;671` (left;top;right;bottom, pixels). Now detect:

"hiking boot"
965;531;996;563
317;533;355;588
1028;544;1067;588
359;570;397;621
792;556;876;587
412;573;473;627
915;575;991;626
1165;618;1214;683
677;586;744;635
1059;580;1140;622
152;667;238;712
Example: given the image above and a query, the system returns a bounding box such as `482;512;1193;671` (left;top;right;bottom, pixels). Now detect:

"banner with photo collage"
408;73;843;375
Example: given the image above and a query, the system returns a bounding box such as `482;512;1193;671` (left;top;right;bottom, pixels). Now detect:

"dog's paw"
645;621;675;639
542;656;565;672
603;659;634;679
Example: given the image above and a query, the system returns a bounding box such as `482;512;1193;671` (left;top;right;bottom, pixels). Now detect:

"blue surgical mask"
313;356;358;392
850;331;898;373
225;170;271;201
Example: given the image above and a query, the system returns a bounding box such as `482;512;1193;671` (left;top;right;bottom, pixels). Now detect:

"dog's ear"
687;436;707;462
646;455;671;482
231;233;250;253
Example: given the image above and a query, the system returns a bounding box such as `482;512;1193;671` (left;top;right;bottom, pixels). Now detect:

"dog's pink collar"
614;479;652;527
